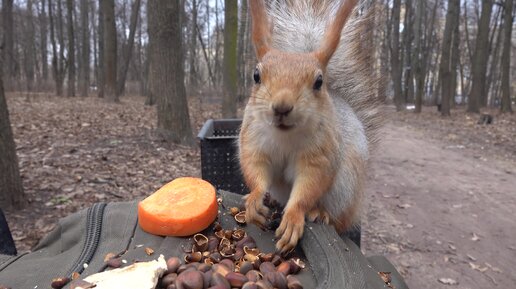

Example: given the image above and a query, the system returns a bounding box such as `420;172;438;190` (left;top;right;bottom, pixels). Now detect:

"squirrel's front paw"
307;207;330;224
244;190;270;228
275;210;305;255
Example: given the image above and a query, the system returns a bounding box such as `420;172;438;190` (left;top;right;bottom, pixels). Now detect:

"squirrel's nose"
273;105;293;116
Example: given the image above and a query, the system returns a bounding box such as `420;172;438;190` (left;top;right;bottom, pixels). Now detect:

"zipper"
66;202;106;277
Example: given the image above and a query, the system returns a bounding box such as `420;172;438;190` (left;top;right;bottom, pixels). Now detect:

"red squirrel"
238;0;382;253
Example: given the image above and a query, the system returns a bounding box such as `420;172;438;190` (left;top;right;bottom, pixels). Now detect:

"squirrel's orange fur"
239;0;379;253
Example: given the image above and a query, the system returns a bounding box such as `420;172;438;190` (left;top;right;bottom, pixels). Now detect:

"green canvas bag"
0;190;408;289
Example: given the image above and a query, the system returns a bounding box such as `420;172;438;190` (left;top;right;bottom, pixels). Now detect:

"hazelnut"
210;272;231;288
245;270;263;283
239;261;254;275
176;270;204;289
277;261;291;276
230;207;240;216
166;257;182;274
51;277;70;289
286;275;303;289
226;272;249;288
160;273;177;288
259;262;276;275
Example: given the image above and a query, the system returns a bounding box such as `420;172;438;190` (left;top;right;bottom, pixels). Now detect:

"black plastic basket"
198;119;248;195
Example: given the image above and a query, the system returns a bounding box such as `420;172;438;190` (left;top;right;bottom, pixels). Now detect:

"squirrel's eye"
313;75;323;90
253;68;261;84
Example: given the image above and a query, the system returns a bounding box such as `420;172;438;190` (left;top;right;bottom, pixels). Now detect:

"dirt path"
362;120;516;289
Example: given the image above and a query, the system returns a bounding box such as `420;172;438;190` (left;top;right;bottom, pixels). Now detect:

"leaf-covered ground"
4;94;516;288
5;93;222;251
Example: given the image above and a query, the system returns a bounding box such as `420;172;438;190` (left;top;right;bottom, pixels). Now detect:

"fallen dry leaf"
469;262;488;272
438;277;459;285
397;203;411;209
471;233;480;241
485;262;503;273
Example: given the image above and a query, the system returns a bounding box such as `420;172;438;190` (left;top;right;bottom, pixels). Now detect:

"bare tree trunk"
402;0;414;104
97;0;104;98
49;0;66;96
0;60;26;209
439;0;460;116
39;0;49;83
24;0;36;93
413;0;424;113
463;1;474;64
222;0;238;117
148;0;194;145
102;0;117;101
2;0;14;90
66;0;75;97
214;0;221;86
449;3;461;109
237;0;248;101
197;24;216;87
138;11;146;96
468;0;494;113
485;7;502;107
500;0;513;113
116;0;141;97
188;0;198;93
79;0;89;96
391;0;404;110
378;0;390;102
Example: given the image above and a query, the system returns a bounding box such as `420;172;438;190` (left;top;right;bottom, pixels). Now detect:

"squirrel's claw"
275;210;304;255
307;207;330;224
244;191;269;228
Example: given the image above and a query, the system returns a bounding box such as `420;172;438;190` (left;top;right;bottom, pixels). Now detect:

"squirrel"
238;0;382;254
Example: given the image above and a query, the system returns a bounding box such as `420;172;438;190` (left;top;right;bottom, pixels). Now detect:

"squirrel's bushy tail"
267;0;382;147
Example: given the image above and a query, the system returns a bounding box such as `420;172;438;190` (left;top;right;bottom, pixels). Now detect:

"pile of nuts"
157;233;305;289
155;207;306;289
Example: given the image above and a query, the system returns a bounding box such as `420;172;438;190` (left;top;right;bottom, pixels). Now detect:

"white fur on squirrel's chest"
253;123;307;183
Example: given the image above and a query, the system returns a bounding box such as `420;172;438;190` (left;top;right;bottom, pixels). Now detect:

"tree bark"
188;0;198;92
148;0;194;145
402;0;414;104
39;0;49;83
485;7;502;107
237;0;248;101
66;0;76;97
2;0;14;89
24;0;36;93
468;0;494;113
102;0;118;102
449;1;461;109
48;0;66;96
439;0;460;116
116;0;141;97
500;0;513;113
413;0;424;113
391;0;404;110
79;0;89;97
97;0;104;98
222;0;238;117
0;60;26;209
197;24;216;87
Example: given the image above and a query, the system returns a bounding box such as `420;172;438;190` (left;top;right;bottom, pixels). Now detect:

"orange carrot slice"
138;177;218;236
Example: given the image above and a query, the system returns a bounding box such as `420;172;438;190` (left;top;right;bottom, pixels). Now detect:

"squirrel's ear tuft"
249;0;271;60
315;0;358;67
